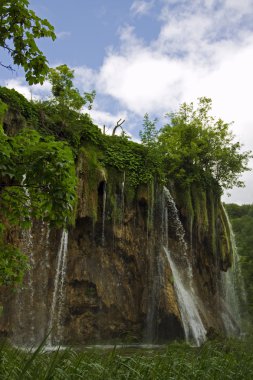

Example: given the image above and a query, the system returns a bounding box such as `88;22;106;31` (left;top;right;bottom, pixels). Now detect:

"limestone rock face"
0;151;234;346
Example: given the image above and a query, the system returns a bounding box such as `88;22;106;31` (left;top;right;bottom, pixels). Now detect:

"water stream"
163;187;206;346
101;183;107;246
48;229;69;345
220;205;245;335
19;175;36;343
164;247;206;346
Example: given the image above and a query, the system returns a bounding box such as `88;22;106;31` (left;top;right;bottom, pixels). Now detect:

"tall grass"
0;338;253;379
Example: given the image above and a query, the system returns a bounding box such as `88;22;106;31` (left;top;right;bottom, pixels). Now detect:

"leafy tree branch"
0;0;56;84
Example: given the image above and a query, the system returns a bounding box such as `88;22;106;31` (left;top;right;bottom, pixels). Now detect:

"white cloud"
56;31;71;39
3;0;253;203
130;0;154;16
4;78;51;101
4;79;33;100
74;66;98;92
98;51;187;115
90;108;128;134
93;0;253;203
224;0;253;15
222;162;253;204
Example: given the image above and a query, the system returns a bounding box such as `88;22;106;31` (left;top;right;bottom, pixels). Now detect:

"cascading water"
220;205;245;335
48;229;69;345
120;172;125;237
1;175;242;347
163;187;206;346
164;247;206;346
145;181;159;342
15;175;36;344
101;183;107;246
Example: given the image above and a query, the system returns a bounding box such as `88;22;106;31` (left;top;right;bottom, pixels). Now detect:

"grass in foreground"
0;338;253;379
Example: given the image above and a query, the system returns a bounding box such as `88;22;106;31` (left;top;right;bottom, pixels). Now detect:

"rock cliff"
0;145;237;346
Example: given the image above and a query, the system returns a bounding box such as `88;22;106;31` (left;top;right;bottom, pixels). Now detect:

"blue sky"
1;0;253;203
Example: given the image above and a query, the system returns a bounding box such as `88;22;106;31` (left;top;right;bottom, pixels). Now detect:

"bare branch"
112;119;125;136
0;61;14;71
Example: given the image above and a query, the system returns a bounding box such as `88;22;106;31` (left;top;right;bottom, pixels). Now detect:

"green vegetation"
0;242;28;286
0;0;56;84
0;129;77;226
226;203;253;323
139;113;164;182
0;86;251;288
0;339;253;379
101;134;161;186
0;91;77;286
0;87;38;123
47;64;96;112
159;97;251;193
0;85;161;286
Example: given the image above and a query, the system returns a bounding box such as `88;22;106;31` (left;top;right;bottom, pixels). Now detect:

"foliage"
0;338;253;379
0;86;38;123
139;113;164;182
0;242;28;286
0;109;77;285
0;99;8;131
139;113;159;147
159;98;252;192
0;128;77;227
101;135;161;187
226;203;253;324
0;0;56;84
47;64;96;112
35;100;102;153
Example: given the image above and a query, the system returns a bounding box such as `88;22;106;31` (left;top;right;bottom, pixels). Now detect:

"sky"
1;0;253;204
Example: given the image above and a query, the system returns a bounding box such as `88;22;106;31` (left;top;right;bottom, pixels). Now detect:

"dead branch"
112;119;125;136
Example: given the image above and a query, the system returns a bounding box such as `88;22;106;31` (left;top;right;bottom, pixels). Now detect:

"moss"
0;100;8;132
105;167;127;225
191;186;208;229
77;145;107;221
172;183;194;240
218;202;233;267
206;188;217;256
146;181;155;231
190;185;209;246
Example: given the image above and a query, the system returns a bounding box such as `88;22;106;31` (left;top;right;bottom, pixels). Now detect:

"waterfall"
48;229;69;345
145;182;158;342
163;187;187;251
163;187;206;346
163;186;192;280
220;205;245;335
17;175;36;343
120;172;125;236
101;183;107;246
164;247;206;346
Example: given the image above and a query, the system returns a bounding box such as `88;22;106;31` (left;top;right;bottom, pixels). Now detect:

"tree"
47;64;96;112
139;113;164;182
139;113;159;148
0;0;56;84
159;97;252;191
0;97;77;286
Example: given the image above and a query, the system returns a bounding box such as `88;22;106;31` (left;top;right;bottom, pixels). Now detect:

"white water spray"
101;183;107;246
121;172;125;230
164;247;206;346
220;205;245;335
48;229;69;345
163;187;206;346
20;175;36;342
